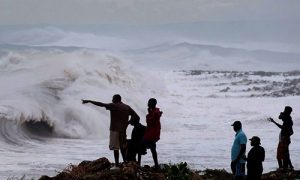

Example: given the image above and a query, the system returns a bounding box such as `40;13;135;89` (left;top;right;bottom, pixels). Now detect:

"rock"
261;170;300;180
122;166;136;177
39;175;52;180
39;157;300;180
78;157;111;173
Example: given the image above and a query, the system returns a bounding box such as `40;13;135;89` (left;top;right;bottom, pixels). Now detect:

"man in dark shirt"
246;136;265;180
269;106;294;170
82;94;140;168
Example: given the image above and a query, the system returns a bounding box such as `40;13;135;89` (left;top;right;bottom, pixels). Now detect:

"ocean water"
0;26;300;179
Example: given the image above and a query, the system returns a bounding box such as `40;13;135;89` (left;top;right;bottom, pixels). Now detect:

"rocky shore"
39;157;299;180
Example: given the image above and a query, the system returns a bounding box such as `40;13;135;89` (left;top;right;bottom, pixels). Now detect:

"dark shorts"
277;136;290;159
247;163;263;179
142;139;156;149
126;139;147;161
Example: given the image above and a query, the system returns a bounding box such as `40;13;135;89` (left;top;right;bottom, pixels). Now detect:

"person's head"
148;98;157;109
231;121;242;132
284;106;293;115
249;136;261;146
129;117;140;126
112;94;121;103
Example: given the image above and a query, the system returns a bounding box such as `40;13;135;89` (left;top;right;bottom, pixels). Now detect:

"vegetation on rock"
39;157;300;180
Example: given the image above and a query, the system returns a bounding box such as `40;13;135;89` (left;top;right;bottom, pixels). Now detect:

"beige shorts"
109;131;127;150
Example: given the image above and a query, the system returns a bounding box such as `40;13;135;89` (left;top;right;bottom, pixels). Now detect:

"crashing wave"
0;46;163;145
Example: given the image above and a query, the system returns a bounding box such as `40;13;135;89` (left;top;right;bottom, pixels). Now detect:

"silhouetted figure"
142;98;162;169
231;121;247;180
269;106;294;170
82;94;140;168
126;117;147;165
246;136;265;180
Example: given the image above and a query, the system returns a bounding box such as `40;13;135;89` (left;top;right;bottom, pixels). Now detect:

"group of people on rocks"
231;106;294;180
82;95;294;179
82;95;162;169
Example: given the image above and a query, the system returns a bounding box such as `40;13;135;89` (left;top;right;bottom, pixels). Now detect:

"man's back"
247;146;265;166
132;123;146;142
106;102;138;133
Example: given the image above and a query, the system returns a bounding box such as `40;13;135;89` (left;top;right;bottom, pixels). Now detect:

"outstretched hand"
267;117;275;123
82;99;89;104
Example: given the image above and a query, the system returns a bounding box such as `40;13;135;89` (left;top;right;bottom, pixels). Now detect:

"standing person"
269;106;294;170
82;94;140;168
142;98;162;169
231;121;247;180
246;136;265;180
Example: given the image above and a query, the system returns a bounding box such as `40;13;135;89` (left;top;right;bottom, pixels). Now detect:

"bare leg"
150;147;159;168
286;145;294;169
138;153;142;166
231;162;236;175
114;150;119;166
287;158;294;169
120;148;127;163
277;159;283;169
283;143;290;169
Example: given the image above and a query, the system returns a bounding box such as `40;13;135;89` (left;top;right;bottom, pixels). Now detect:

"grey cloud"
0;0;299;25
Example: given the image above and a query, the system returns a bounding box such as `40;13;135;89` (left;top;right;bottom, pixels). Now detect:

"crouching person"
126;117;147;165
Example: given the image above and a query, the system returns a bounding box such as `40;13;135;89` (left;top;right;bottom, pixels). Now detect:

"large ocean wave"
0;26;299;146
0;45;164;145
0;26;300;178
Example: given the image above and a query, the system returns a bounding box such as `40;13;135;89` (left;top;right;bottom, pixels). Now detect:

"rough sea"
0;26;300;179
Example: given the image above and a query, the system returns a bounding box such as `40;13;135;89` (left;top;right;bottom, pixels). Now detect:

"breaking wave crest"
0;45;164;146
22;120;54;137
0;115;54;146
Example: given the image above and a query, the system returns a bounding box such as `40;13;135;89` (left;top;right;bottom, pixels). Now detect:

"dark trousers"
247;166;262;180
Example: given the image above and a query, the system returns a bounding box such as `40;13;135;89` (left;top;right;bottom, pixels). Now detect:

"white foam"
0;47;165;140
0;27;299;179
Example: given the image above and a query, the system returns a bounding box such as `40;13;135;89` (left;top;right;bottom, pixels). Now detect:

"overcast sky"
0;0;300;26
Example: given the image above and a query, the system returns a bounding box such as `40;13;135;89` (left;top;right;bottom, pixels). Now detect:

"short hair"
129;116;140;125
284;106;293;114
148;98;157;106
113;94;121;102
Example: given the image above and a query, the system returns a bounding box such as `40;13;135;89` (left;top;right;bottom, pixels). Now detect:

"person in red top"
142;98;162;169
82;94;140;168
